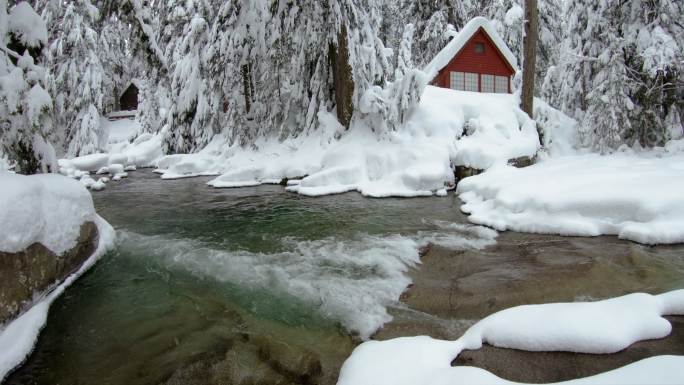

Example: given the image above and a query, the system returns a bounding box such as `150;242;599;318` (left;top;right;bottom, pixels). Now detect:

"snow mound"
338;290;684;385
463;291;683;354
0;172;95;254
288;87;538;196
160;86;539;197
0;216;115;382
458;151;684;245
57;119;163;190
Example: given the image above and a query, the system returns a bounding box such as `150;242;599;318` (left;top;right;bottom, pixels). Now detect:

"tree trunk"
242;63;252;114
330;25;354;129
521;0;538;120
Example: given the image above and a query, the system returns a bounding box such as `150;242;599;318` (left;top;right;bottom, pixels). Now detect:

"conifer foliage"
0;0;55;174
3;0;682;171
543;0;683;151
41;0;108;156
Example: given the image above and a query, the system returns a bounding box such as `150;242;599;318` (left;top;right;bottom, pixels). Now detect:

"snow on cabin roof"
423;17;519;79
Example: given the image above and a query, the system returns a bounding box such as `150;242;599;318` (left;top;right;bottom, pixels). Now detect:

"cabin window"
481;74;495;93
474;42;485;54
449;71;465;90
495;75;509;93
464;72;478;92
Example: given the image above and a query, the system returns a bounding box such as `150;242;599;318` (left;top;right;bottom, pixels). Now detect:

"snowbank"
57;119;163;190
458;150;684;244
158;86;540;197
0;172;95;254
0;217;115;382
338;290;684;385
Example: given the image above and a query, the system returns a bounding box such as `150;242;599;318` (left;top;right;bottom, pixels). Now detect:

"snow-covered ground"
65;86;544;197
0;172;116;381
337;290;684;385
57;119;162;190
458;143;684;244
159;86;542;197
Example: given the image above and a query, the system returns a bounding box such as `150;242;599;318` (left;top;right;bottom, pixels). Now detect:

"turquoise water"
6;171;475;385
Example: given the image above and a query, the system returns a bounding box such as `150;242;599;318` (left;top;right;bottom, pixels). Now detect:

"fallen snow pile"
458;145;684;245
159;86;545;197
338;290;684;385
0;172;116;381
57;119;162;191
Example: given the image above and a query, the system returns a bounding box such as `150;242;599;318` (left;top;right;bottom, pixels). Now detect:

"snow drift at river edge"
338;290;684;385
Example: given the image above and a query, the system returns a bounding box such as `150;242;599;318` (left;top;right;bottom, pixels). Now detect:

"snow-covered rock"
337;290;684;385
0;172;95;255
107;163;124;175
57;119;164;190
458;150;684;245
0;171;116;381
61;153;110;172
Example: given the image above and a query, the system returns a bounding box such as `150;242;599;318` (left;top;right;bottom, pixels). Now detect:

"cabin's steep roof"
423;17;518;78
119;79;143;98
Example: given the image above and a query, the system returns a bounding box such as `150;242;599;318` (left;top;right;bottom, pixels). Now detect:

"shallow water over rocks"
6;170;684;385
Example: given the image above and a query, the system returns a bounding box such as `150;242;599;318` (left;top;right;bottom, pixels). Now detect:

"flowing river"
6;170;684;385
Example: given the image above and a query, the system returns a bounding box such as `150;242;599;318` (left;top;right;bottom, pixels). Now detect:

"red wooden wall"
434;28;515;93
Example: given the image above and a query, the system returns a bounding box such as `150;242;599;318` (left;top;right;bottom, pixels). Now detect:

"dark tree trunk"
330;25;354;129
521;0;538;120
242;63;253;114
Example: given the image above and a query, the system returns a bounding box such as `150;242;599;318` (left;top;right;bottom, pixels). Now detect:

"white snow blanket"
458;147;684;245
57;119;162;190
338;290;684;385
0;172;96;254
0;172;116;381
160;86;541;197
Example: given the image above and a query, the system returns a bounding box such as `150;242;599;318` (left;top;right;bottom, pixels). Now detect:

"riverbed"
6;170;684;384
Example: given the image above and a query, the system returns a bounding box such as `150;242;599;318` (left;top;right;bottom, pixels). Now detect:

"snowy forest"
1;0;682;174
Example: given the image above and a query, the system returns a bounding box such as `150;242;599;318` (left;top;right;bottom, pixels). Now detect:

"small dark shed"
119;83;139;111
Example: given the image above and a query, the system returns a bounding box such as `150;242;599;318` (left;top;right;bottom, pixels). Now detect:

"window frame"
494;75;509;93
464;72;479;92
449;71;465;91
481;74;495;93
474;42;485;55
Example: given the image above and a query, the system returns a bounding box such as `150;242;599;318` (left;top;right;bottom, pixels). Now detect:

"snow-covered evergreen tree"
41;0;107;156
0;0;56;174
114;0;169;136
544;0;683;151
98;13;128;114
388;23;425;127
162;0;216;153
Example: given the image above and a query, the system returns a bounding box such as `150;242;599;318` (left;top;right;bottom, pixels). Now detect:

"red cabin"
425;17;518;94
